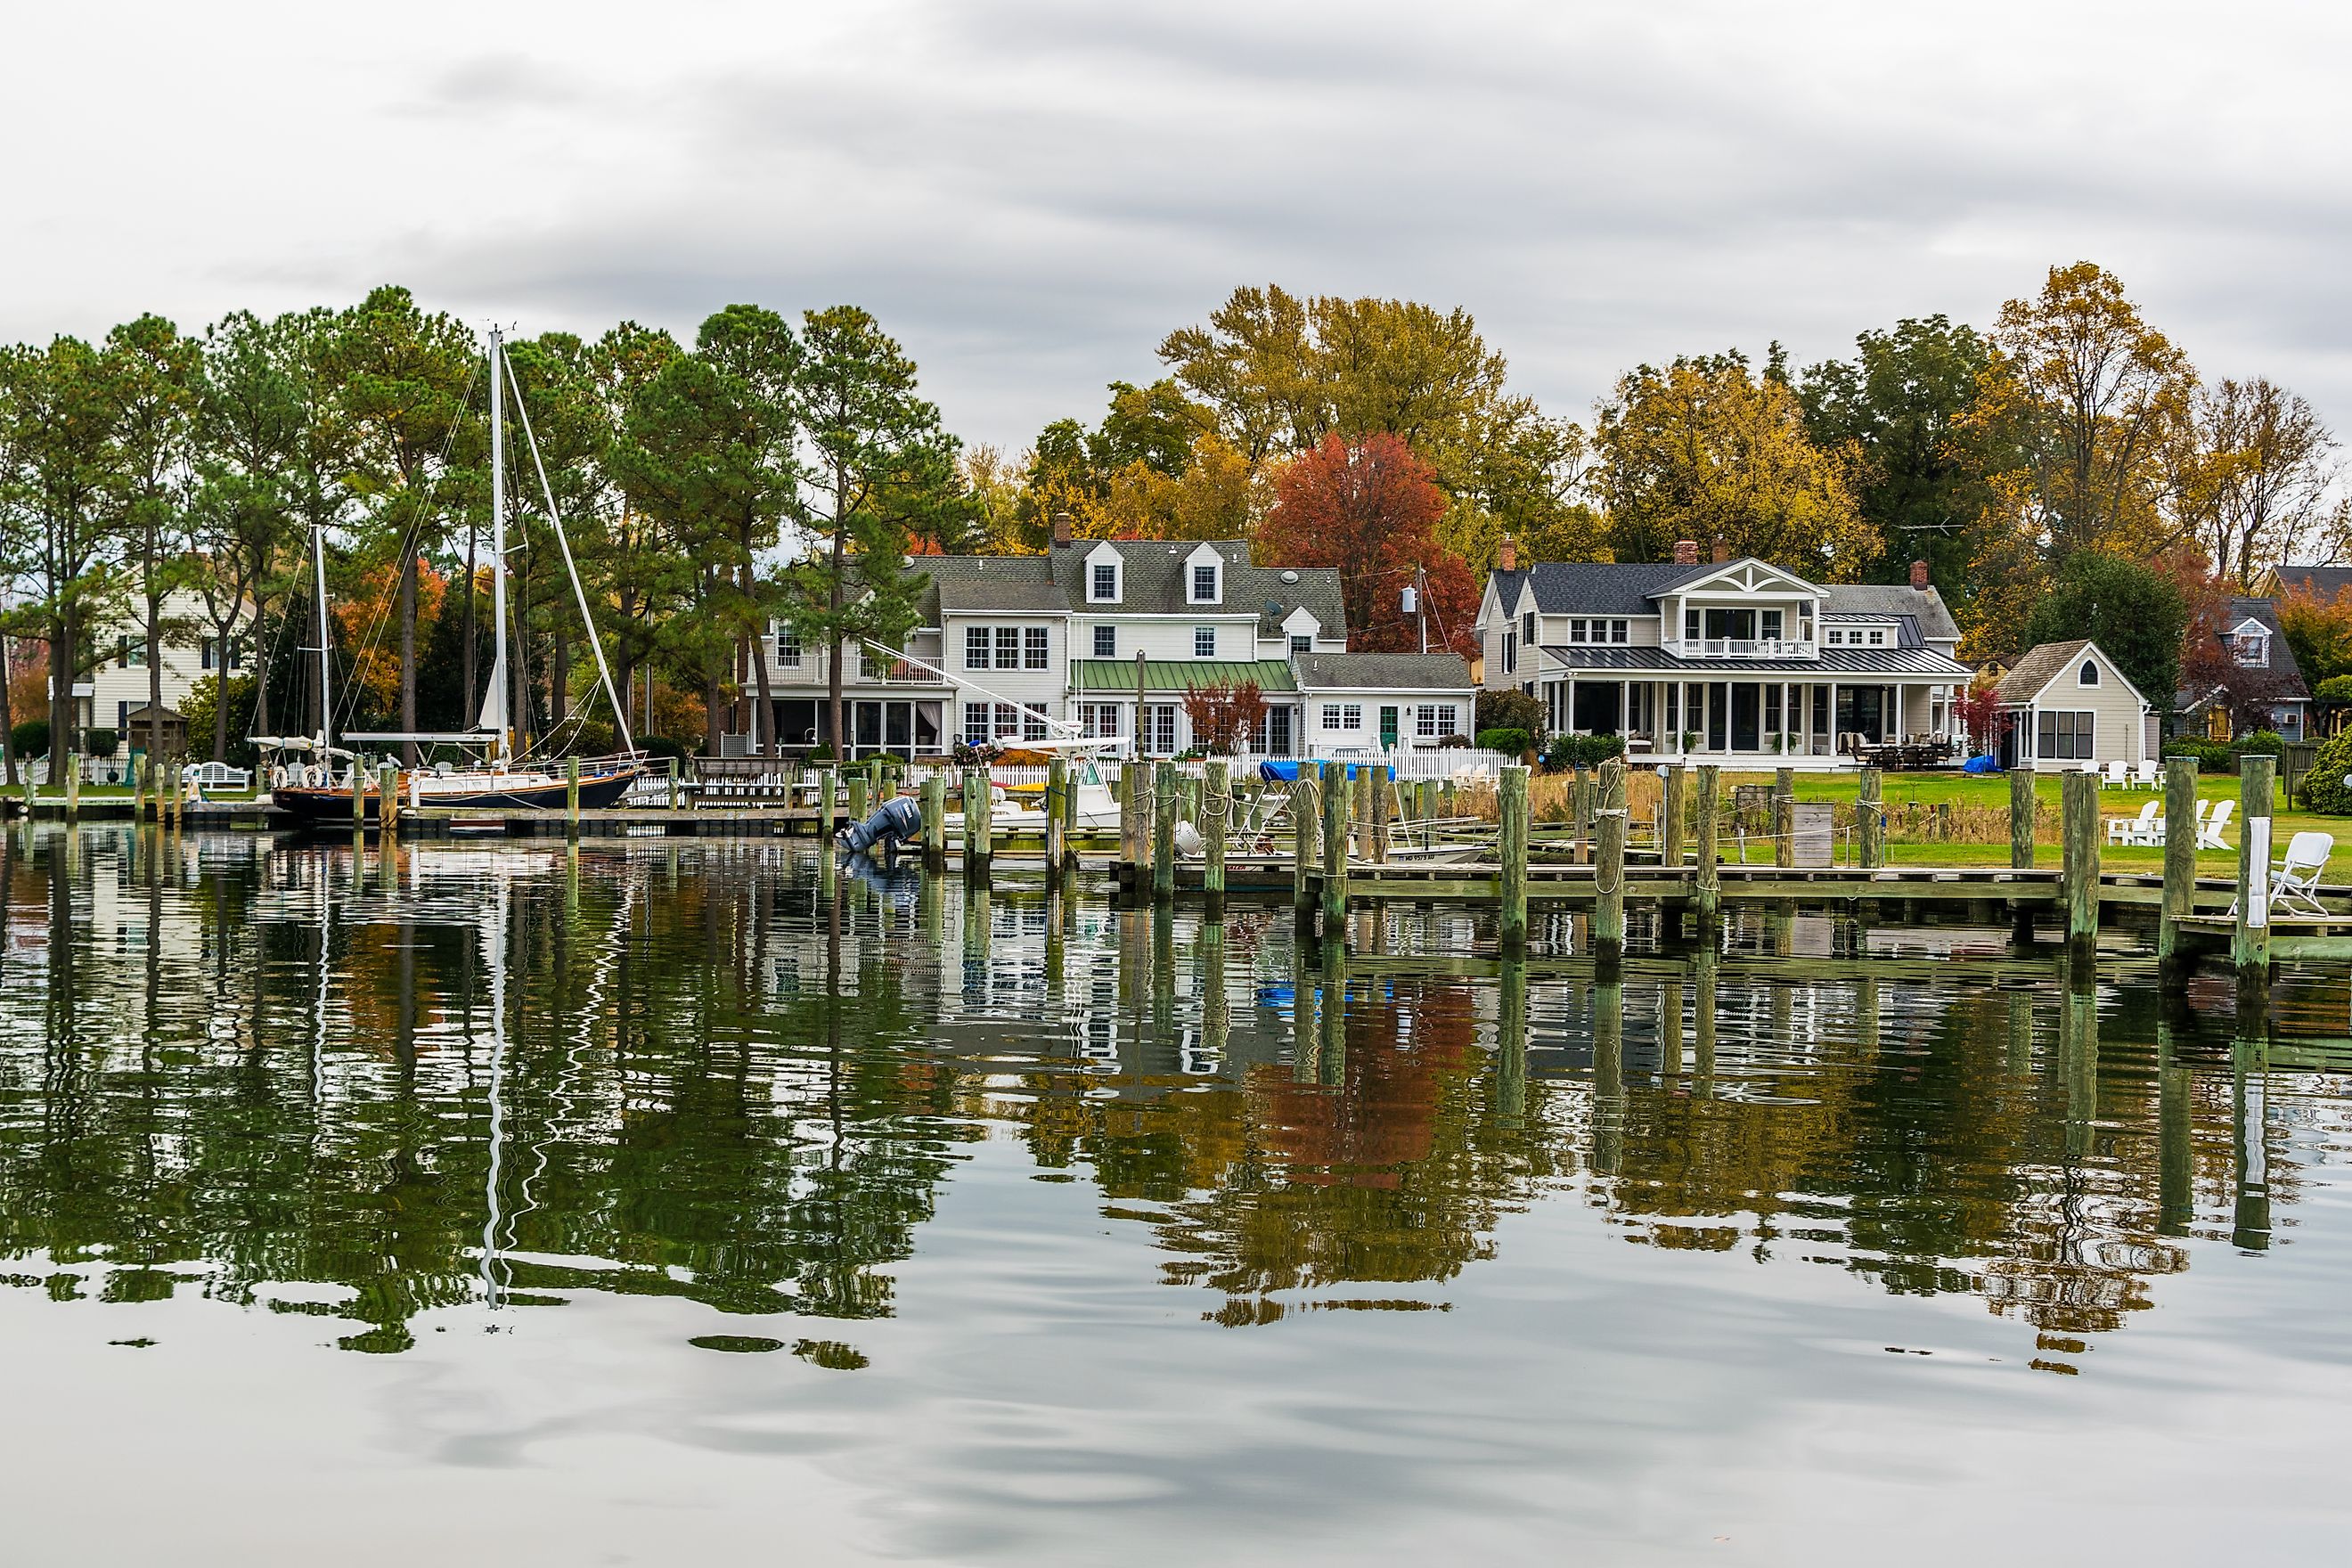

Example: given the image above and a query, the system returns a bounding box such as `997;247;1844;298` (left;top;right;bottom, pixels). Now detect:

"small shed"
119;705;190;759
1993;641;2151;773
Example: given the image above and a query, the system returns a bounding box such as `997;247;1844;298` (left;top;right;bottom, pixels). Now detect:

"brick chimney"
1496;533;1517;573
1673;538;1699;566
1711;540;1728;563
1051;510;1072;548
1909;558;1931;591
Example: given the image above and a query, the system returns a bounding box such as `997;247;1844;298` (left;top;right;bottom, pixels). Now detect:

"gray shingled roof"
1819;584;1960;642
2178;597;2312;709
1294;652;1474;690
1046;539;1347;634
1517;560;1714;615
1541;645;1972;678
1997;641;2095;704
2272;565;2352;600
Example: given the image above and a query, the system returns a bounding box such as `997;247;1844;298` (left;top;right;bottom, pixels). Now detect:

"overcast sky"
8;0;2348;453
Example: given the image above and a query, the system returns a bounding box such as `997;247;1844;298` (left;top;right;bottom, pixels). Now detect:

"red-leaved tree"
1180;679;1267;755
1259;433;1479;654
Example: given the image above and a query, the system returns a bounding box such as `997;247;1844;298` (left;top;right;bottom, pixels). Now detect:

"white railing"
1663;638;1817;660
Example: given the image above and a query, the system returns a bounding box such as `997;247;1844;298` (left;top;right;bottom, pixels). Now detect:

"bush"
2232;729;2285;757
2317;674;2352;706
1475;727;1531;756
2164;737;2233;772
85;727;118;760
1544;732;1628;770
1474;689;1545;739
9;719;47;759
1437;732;1472;749
805;742;835;763
638;735;688;764
2300;727;2352;813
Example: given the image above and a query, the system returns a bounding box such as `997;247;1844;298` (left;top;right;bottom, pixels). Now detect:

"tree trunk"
212;639;232;764
704;671;723;758
146;592;165;764
752;630;775;759
1;633;17;789
52;603;76;761
398;550;418;767
827;473;848;757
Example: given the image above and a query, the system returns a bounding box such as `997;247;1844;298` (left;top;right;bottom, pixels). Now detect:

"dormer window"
2078;658;2100;687
1091;562;1117;601
2228;622;2270;667
1192;564;1218;602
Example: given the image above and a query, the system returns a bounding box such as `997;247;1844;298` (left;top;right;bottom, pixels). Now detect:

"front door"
1730;683;1760;751
1379;706;1400;749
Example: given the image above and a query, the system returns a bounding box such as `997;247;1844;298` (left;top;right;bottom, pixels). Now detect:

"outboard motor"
837;793;923;854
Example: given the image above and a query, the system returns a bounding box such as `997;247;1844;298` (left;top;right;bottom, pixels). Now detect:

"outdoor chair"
2268;832;2335;917
2130;761;2160;790
2102;760;2127;788
2197;798;2235;851
2108;799;2160;846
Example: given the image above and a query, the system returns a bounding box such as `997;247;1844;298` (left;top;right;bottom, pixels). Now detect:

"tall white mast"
477;329;511;760
312;521;334;756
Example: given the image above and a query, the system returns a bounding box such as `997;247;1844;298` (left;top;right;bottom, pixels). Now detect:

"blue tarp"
1962;754;2001;773
1257;760;1394;783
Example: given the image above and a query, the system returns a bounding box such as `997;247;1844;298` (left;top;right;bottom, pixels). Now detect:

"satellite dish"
1280;570;1299;584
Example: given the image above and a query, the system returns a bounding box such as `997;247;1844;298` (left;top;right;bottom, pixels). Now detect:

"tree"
780;306;970;755
2019;550;2186;712
1594;352;1878;577
1800;314;1995;608
1179;679;1266;755
2176;377;2345;589
1443;400;1606;576
103;314;202;762
1258;434;1478;654
1953;677;2005;755
2274;585;2352;690
1965;262;2193;562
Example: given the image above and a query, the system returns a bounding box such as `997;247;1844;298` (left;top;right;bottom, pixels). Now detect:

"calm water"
4;826;2350;1564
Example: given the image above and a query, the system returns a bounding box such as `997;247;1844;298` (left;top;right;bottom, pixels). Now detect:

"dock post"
847;768;869;823
1572;765;1593;865
819;767;837;844
1693;764;1720;930
65;752;79;822
1319;761;1349;941
1045;755;1068;872
1499;764;1530;957
162;761;178;829
1351;767;1370;861
565;756;580;835
2007;766;2035;869
381;763;401;837
666;755;680;811
1058;755;1079;865
351;757;365;835
921;773;946;871
1857;767;1883;868
1594;759;1627;964
1662;763;1685;870
867;757;884;809
1368;765;1390;864
1292;772;1319;931
1773;766;1795;870
135;755;150;822
1120;761;1145;884
1151;759;1176;902
1203;758;1228;913
2062;769;2099;960
2234;753;2274;1011
2157;755;2198;988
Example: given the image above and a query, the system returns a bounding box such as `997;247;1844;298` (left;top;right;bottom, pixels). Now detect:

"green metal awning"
1072;658;1297;693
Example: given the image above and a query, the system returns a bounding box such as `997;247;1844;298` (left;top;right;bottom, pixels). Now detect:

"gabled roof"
1294;652;1473;691
2270;565;2352;601
2177;597;2311;709
1516;560;1715;616
1819;584;1960;642
1047;539;1346;633
1996;641;2146;706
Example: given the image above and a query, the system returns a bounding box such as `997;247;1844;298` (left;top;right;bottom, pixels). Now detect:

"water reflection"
3;825;2350;1368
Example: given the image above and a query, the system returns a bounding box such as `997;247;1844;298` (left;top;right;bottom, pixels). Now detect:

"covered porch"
1540;674;1961;768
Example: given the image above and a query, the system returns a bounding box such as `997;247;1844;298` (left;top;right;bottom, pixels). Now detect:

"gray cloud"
4;0;2349;461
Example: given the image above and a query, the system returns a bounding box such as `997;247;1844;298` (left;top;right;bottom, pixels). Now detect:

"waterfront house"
759;520;1471;760
1473;539;1972;767
2174;596;2309;742
54;589;246;757
1992;640;2156;772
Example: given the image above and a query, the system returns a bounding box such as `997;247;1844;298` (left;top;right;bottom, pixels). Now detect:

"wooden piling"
2062;769;2099;957
1292;773;1319;927
1662;763;1685;869
1693;764;1720;926
1499;764;1530;956
1319;761;1350;937
1121;761;1146;876
166;761;183;829
666;755;680;811
380;763;401;837
1045;755;1068;871
819;767;837;843
921;773;946;871
1773;766;1795;870
2157;755;2198;986
847;769;870;822
2005;767;2035;869
1571;765;1593;865
1203;758;1228;911
565;756;580;834
1368;766;1390;864
1151;759;1176;902
135;755;150;821
1594;759;1627;963
2234;753;2274;1006
1058;754;1080;859
1857;767;1883;868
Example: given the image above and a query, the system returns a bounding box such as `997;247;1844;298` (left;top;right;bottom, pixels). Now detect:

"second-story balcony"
769;641;951;687
1665;638;1818;660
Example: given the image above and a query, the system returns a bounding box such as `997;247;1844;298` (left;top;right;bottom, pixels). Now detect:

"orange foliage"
332;559;446;715
1259;434;1478;655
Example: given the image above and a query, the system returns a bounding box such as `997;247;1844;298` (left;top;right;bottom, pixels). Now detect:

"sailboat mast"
486;329;511;761
312;521;333;755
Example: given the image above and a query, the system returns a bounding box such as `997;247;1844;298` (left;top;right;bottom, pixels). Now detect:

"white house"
759;525;1471;760
1474;539;1972;768
58;589;248;756
1994;640;2155;772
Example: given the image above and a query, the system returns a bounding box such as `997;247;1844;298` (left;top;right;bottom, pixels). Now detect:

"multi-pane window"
1501;631;1517;674
1093;625;1116;657
1194;625;1216;658
1091;563;1117;600
1685;608;1702;641
776;629;802;668
200;637;243;672
2037;710;2095;760
965;626;992;668
1290;634;1311;653
963;702;992;744
993;702;1022;739
1866;628;1886;647
1145;705;1179;755
1320;703;1363;731
1566;618;1629;644
1192;564;1218;601
2078;659;2101;686
1522;611;1536;643
995;627;1021;668
118;637;147;669
1080;703;1121;738
1022;704;1049;740
1024;627;1049;670
1415;704;1459;738
1761;609;1784;641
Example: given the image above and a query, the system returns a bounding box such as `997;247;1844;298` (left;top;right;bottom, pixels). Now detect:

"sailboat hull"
272;764;643;825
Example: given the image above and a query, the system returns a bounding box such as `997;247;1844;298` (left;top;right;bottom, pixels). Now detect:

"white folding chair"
2269;831;2335;917
2197;798;2235;850
2108;799;2159;845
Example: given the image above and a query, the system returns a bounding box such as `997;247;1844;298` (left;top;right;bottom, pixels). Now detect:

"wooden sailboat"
265;328;644;823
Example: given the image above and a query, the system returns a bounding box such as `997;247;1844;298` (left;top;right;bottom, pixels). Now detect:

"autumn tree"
2176;377;2345;589
2019;549;2185;711
2274;585;2352;690
1179;678;1267;755
1258;434;1478;654
1594;351;1878;577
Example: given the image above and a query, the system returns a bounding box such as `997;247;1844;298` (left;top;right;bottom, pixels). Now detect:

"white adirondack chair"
2268;831;2335;917
2102;759;2128;788
2107;799;2160;845
2130;760;2160;790
2196;797;2234;850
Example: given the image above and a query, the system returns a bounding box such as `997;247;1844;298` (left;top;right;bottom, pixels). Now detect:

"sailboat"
263;328;644;824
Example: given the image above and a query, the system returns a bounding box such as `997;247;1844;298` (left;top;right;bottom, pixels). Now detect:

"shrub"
1544;731;1627;770
85;727;118;760
2299;727;2352;813
1437;732;1472;749
2163;737;2233;772
1474;690;1546;739
1475;727;1531;756
2317;674;2352;706
10;719;48;759
805;742;836;763
2232;729;2285;757
638;735;688;764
